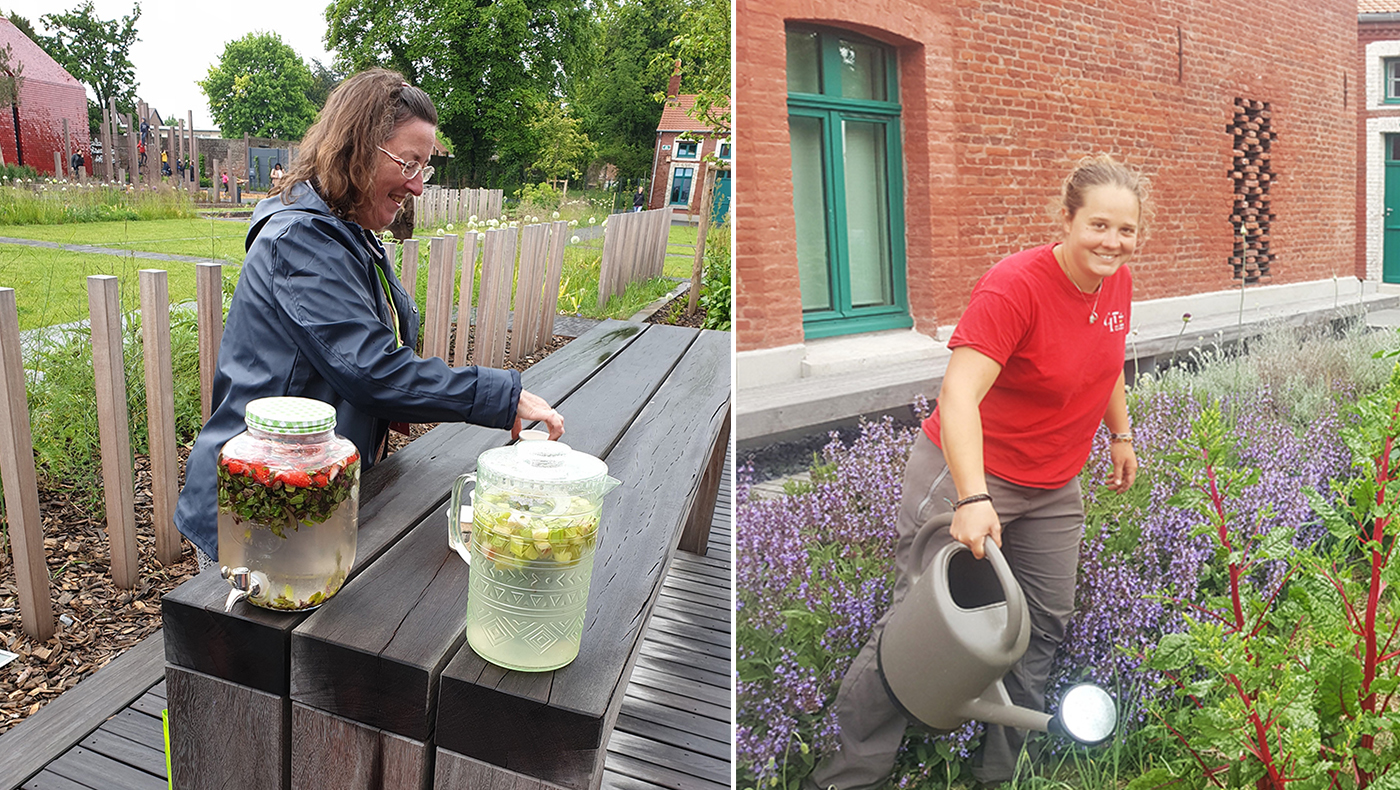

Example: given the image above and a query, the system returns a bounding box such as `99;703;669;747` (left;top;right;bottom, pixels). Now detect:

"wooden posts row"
0;288;53;642
597;207;673;310
0;265;223;639
413;187;504;227
389;222;567;371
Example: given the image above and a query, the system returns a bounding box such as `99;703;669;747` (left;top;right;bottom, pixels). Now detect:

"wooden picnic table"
159;320;730;790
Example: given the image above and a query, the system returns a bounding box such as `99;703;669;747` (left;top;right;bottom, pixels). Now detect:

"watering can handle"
982;541;1026;655
910;510;1026;655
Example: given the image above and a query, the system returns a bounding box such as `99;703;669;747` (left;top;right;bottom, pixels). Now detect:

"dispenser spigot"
220;566;264;612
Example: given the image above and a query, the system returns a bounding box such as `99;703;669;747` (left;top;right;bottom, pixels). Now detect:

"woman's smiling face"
357;118;435;231
1058;184;1140;291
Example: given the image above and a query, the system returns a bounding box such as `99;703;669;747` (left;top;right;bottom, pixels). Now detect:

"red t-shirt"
923;244;1131;488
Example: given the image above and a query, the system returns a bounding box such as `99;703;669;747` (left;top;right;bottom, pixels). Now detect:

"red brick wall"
0;77;89;175
736;0;1357;353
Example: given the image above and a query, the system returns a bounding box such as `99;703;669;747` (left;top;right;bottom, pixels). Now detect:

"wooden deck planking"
602;451;732;790
2;452;733;790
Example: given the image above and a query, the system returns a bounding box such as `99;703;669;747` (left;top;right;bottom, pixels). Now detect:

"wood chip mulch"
0;324;578;737
644;291;710;329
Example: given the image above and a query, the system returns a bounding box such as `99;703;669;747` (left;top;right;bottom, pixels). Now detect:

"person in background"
271;161;285;189
805;154;1146;790
174;68;565;571
633;187;646;212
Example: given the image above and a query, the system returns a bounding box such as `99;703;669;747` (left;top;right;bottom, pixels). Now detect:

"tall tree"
5;13;40;44
325;0;594;187
527;100;594;184
198;32;318;140
569;0;685;180
36;1;141;131
306;58;343;110
667;0;728;134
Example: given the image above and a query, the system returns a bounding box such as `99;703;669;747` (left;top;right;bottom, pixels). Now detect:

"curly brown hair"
272;68;437;224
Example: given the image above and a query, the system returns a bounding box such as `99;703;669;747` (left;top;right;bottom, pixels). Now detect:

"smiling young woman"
174;69;564;571
805;154;1152;790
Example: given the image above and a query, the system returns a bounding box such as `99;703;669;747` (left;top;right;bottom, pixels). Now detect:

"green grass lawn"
0;216;702;331
0;217;248;262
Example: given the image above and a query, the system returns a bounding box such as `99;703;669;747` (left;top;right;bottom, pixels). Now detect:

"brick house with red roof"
0;17;88;175
646;69;730;214
1358;0;1400;283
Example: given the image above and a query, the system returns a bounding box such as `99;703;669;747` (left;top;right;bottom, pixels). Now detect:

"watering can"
877;513;1117;744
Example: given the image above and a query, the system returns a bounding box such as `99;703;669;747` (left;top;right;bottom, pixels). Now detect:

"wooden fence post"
597;217;619;311
688;170;717;315
510;223;547;362
139;270;184;566
400;238;420;311
0;288;55;640
453;232;478;367
475;228;516;368
127;113;138;187
423;234;456;362
62;118;71;179
197;263;223;423
53;151;62;180
88;275;139;590
538;221;568;344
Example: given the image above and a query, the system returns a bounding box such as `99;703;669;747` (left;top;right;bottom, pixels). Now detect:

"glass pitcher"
448;441;620;671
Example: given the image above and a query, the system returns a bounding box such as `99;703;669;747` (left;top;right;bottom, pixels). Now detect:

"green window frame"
1387;58;1400;103
676;139;699;159
787;26;910;338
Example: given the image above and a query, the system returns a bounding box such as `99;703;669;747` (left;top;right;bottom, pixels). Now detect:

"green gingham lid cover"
244;396;337;435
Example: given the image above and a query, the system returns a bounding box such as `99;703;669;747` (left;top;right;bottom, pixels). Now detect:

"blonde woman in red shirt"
808;154;1146;789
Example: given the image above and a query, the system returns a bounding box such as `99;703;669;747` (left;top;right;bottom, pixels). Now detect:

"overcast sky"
3;0;335;129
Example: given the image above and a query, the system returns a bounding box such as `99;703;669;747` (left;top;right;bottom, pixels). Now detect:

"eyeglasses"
377;146;435;182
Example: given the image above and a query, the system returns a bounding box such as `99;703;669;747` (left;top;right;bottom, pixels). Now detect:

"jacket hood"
247;182;341;251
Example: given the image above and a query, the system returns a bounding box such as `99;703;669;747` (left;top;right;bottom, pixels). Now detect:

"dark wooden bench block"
434;328;731;790
290;703;427;790
434;747;571;790
166;665;286;790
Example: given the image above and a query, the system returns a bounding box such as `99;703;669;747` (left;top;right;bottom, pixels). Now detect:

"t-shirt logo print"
1103;311;1126;333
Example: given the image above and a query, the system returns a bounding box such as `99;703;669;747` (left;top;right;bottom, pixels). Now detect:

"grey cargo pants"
808;432;1086;788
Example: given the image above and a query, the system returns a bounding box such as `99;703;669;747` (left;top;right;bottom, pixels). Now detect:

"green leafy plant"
700;224;730;331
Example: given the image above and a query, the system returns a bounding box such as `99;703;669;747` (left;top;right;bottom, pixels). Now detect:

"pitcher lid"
478;440;610;486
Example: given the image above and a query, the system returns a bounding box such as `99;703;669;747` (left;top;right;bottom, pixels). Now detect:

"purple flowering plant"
738;326;1393;789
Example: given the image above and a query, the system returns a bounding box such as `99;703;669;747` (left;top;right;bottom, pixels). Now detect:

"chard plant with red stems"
1302;365;1400;789
1147;404;1322;790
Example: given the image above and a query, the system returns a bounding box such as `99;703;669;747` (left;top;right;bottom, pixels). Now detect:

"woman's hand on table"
513;389;565;440
950;499;1001;560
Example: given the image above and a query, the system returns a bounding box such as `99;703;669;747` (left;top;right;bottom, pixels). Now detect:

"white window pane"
842;120;892;308
839;39;887;102
790;115;832;311
787;31;821;94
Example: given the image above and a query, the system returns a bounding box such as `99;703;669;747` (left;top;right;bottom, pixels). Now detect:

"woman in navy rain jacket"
175;69;564;566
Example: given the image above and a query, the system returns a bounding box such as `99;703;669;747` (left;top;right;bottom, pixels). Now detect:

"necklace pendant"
1089;311;1098;324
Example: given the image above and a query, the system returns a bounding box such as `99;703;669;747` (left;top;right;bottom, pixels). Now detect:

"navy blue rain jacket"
173;183;521;558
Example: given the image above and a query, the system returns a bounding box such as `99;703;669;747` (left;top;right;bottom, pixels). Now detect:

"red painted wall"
0;76;89;175
736;0;1358;353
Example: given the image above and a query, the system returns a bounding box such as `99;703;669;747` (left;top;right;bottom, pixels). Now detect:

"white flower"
568;219;578;227
589;216;596;225
469;214;478;222
601;219;607;227
446;223;454;231
487;218;499;227
436;227;445;236
570;235;580;244
552;211;560;219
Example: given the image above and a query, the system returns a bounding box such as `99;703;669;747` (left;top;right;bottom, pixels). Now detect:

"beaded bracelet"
954;492;993;510
1110;432;1134;444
